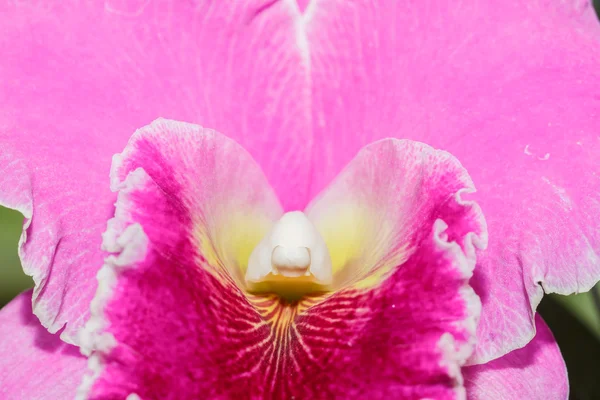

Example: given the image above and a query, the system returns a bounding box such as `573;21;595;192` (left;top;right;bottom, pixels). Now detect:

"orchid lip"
245;211;333;299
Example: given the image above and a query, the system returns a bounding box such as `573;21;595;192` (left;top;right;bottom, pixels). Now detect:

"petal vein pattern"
1;0;599;376
303;0;600;363
0;0;312;344
80;123;487;399
463;315;569;400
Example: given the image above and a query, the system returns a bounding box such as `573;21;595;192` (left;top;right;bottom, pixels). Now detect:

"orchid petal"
0;1;309;343
304;0;600;363
0;290;87;400
79;119;283;398
3;0;595;370
82;135;486;398
464;314;568;399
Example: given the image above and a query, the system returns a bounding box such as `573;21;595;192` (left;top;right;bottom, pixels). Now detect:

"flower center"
245;211;333;300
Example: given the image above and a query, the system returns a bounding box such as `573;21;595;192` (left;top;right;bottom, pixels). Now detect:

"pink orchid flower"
1;1;599;399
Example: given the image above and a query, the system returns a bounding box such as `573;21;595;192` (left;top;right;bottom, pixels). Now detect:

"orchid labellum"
1;1;599;399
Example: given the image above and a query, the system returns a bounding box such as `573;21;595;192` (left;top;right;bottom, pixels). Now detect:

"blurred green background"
0;207;29;306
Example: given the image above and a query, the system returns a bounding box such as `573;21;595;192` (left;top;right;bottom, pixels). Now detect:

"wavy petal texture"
306;139;487;290
464;314;568;400
0;0;309;343
2;0;599;368
304;0;600;362
0;290;87;400
81;131;485;399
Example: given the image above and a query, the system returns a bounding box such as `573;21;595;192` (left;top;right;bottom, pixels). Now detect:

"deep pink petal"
297;139;488;398
304;0;600;363
0;1;309;343
4;0;596;367
464;314;568;399
79;119;283;398
82;134;485;399
0;290;86;400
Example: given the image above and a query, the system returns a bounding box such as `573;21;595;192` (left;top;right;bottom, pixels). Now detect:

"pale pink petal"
82;135;486;398
4;0;596;367
0;1;309;343
0;290;86;400
464;314;568;399
304;0;600;363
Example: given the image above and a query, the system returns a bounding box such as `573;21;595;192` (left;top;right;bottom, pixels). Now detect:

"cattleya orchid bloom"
1;0;600;399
